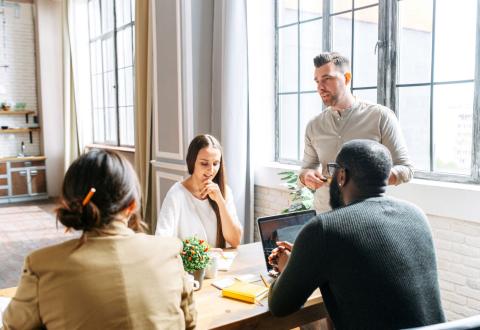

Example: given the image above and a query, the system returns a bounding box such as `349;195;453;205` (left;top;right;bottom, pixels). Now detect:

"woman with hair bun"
3;149;196;330
155;134;242;248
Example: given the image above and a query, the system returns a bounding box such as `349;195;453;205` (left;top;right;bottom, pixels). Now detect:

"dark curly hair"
56;149;146;247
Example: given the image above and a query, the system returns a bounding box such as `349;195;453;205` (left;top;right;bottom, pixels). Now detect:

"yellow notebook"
222;281;269;304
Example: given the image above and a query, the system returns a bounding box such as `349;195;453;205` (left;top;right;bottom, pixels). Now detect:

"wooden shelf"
0;127;40;133
0;110;35;115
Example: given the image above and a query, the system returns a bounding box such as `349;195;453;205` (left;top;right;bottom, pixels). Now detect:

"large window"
275;0;480;183
88;0;135;147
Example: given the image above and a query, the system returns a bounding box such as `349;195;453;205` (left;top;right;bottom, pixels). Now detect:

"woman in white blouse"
155;134;242;248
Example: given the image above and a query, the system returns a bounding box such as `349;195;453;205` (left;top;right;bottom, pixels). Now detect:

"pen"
260;274;270;288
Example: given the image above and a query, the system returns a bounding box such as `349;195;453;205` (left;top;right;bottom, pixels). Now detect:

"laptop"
257;210;317;275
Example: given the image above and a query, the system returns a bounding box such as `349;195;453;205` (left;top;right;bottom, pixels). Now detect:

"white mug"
186;274;200;291
205;254;219;279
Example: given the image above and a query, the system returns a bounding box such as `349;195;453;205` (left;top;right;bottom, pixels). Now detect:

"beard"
329;175;345;209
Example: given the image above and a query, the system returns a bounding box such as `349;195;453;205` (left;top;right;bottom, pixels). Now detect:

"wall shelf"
0;127;40;143
0;110;35;115
0;110;35;123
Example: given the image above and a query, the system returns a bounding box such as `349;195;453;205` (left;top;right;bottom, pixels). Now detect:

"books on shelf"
221;281;268;304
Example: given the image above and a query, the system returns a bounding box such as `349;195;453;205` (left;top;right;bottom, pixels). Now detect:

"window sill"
255;162;480;224
85;144;135;153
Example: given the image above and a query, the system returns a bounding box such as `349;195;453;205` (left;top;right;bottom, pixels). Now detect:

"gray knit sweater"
268;196;445;330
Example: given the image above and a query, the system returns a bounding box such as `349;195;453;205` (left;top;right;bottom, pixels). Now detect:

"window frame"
87;0;135;148
275;0;480;184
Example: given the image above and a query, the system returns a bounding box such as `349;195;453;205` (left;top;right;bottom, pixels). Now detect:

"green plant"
181;237;211;273
278;170;314;213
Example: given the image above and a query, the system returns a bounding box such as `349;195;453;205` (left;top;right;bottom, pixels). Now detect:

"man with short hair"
300;52;413;212
268;140;445;330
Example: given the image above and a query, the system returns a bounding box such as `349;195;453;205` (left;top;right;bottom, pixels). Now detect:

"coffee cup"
186;274;200;291
205;254;219;279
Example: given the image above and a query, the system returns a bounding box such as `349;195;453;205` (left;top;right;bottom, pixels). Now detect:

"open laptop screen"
257;210;317;271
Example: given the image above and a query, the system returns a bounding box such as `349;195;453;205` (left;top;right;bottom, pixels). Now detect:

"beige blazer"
3;222;196;330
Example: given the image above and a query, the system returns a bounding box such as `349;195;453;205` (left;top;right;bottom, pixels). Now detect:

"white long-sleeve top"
155;182;239;247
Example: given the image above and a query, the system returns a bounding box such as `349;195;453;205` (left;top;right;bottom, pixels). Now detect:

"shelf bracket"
29;131;32;144
25;114;29;123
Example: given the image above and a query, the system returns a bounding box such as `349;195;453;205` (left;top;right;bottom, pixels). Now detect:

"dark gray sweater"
268;196;445;330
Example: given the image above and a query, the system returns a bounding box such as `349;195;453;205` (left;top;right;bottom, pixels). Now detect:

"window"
88;0;135;147
275;0;480;183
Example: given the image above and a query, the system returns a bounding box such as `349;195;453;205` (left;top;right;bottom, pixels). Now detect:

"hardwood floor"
0;199;77;288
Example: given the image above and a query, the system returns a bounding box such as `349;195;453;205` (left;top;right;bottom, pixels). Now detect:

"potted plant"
278;170;314;213
181;237;211;288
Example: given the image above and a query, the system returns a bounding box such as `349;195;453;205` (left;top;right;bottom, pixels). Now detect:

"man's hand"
300;169;327;190
388;170;398;185
268;241;293;273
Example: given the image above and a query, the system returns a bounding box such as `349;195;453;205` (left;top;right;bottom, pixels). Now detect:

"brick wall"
254;184;480;321
0;3;40;158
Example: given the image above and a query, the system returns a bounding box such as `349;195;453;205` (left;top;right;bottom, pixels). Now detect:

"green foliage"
278;170;314;213
181;237;211;273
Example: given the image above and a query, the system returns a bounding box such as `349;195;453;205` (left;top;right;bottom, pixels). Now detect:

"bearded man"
299;52;413;212
268;140;445;330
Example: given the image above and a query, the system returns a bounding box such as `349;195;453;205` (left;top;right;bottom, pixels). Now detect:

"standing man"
299;52;413;212
268;140;445;329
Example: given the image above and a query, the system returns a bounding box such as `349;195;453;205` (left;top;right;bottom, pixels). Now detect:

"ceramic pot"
192;268;205;289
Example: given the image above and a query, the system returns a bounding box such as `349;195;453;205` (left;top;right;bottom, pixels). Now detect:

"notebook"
222;281;268;303
257;210;316;272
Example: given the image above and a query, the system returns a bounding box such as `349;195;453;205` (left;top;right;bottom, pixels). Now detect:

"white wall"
0;3;40;158
35;0;64;197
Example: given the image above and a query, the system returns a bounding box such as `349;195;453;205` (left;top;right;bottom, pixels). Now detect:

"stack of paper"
222;281;268;304
217;251;237;271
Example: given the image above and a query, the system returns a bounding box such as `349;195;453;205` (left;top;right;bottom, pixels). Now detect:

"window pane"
433;83;473;175
125;66;134;106
355;0;378;8
123;26;133;67
116;0;124;26
124;0;132;23
88;1;95;39
332;13;352;63
277;0;298;26
127;106;134;145
117;68;126;107
95;40;102;73
434;0;476;82
398;0;432;85
117;29;125;68
119;106;127;145
101;0;114;33
105;107;117;143
398;86;430;171
300;0;322;21
332;0;351;14
353;6;378;88
353;88;377;105
299;92;322;158
103;38;115;72
94;108;105;143
278;25;298;93
96;75;104;109
279;94;298;160
299;19;322;91
131;0;135;21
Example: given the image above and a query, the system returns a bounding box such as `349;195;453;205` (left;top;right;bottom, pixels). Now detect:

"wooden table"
0;243;327;329
195;242;327;329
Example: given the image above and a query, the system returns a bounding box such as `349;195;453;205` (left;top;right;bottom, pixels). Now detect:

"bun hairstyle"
56;149;146;246
186;134;227;248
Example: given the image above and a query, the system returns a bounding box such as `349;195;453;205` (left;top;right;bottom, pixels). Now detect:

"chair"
404;315;480;330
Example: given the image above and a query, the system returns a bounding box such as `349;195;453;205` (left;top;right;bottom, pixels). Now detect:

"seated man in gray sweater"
268;139;445;330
